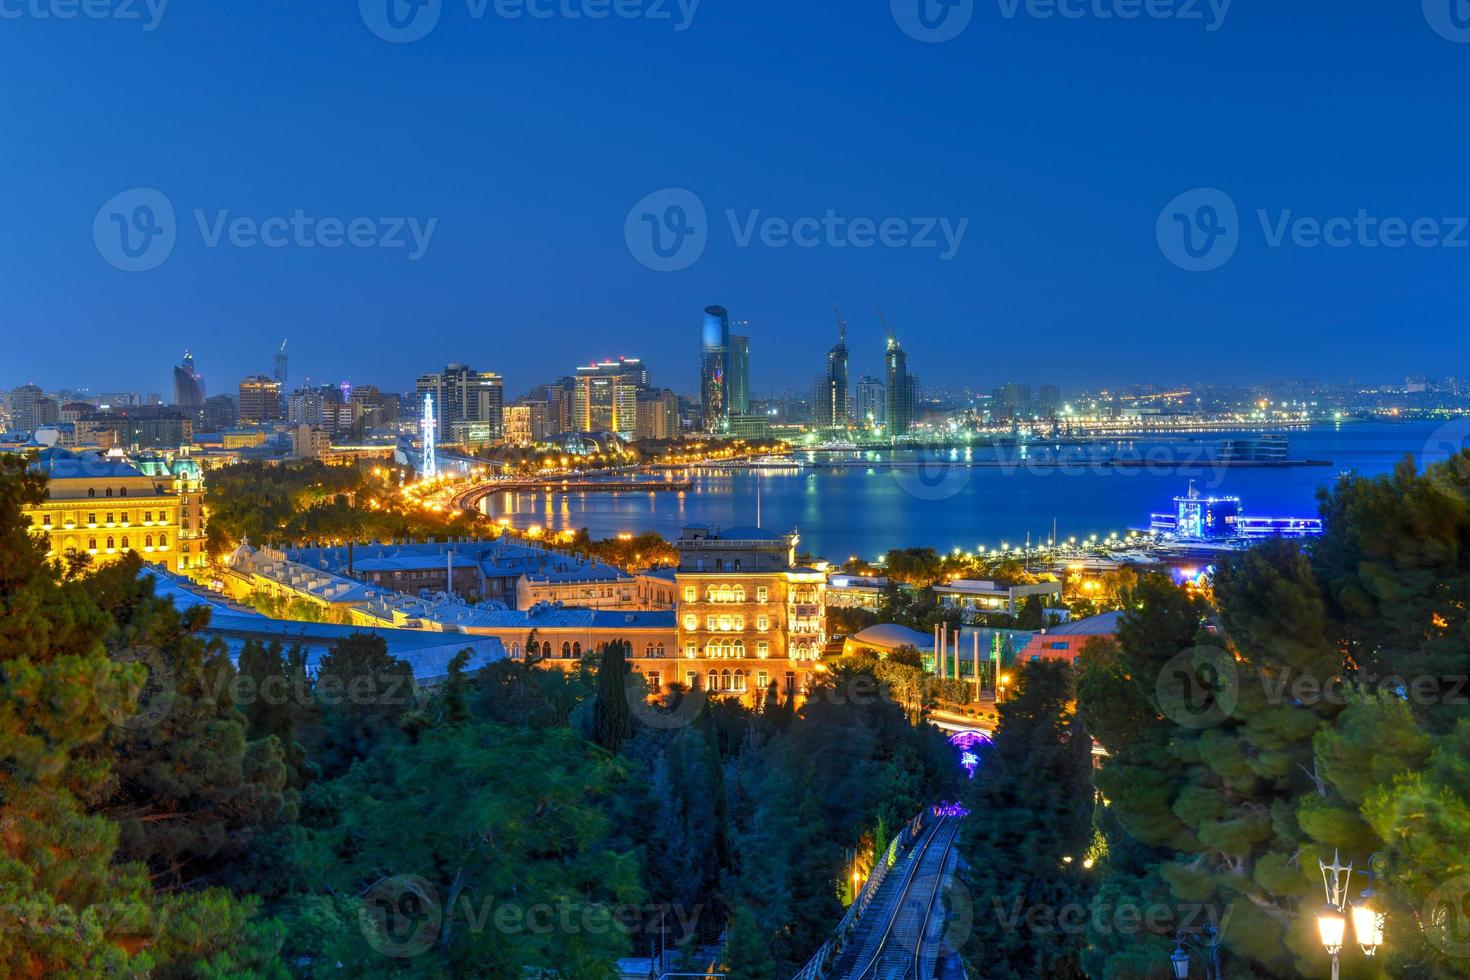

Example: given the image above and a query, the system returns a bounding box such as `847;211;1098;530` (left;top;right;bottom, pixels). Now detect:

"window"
733;669;746;692
756;587;768;603
715;559;724;571
120;536;128;549
42;514;51;527
88;513;95;524
647;672;661;692
785;671;796;694
733;586;746;602
757;670;769;691
119;488;127;497
88;488;96;498
707;670;718;691
758;641;770;659
757;616;769;631
685;643;696;658
106;536;115;550
105;488;112;498
511;642;521;659
145;535;153;548
158;534;167;546
685;671;697;690
683;614;698;630
656;642;665;657
562;641;572;658
88;537;97;551
706;614;716;631
106;513;114;525
572;642;581;656
645;643;655;658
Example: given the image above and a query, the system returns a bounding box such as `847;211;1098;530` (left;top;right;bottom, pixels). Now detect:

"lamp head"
1317;905;1347;955
1352;901;1384;955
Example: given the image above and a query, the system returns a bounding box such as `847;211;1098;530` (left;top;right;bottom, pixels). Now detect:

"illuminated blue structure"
948;729;992;779
1151;482;1322;541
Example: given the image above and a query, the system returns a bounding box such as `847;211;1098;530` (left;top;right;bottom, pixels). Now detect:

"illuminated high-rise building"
728;332;750;415
238;375;283;424
415;364;504;446
173;351;206;409
574;359;642;439
699;305;730;433
815;307;849;428
885;334;915;437
856;375;886;429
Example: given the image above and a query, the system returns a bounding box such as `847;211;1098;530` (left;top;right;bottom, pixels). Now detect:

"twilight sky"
2;0;1467;398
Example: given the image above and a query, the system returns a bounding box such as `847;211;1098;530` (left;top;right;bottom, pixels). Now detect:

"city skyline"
9;5;1470;394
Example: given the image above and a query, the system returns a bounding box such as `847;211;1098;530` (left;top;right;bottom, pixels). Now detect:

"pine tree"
594;640;632;754
957;659;1093;980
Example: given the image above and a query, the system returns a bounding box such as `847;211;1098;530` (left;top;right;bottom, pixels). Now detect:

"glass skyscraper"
700;305;730;433
885;335;915;437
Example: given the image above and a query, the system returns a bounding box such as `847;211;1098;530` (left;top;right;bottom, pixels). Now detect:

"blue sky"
3;0;1467;397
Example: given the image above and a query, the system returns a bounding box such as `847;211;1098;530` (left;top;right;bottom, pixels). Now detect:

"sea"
480;421;1463;562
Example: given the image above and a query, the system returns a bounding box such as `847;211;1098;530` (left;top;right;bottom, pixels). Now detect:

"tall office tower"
173;351;206;409
885;335;915;437
1037;384;1062;418
9;384;48;433
993;382;1034;420
274;340;289;387
815;307;850;428
728;332;750;415
531;379;578;434
238;375;284;424
700;305;730;433
201;394;238;432
855;375;886;429
574;359;642;439
635;388;680;441
415;364;505;446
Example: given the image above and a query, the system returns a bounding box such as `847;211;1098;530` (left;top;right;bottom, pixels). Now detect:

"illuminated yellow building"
672;525;826;700
23;448;205;573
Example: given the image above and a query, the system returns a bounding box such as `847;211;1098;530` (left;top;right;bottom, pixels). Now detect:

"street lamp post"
1168;923;1223;979
1316;850;1386;978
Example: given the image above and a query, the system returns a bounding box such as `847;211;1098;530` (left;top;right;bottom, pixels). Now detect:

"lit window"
757;587;768;603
